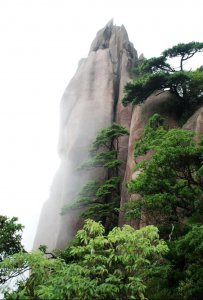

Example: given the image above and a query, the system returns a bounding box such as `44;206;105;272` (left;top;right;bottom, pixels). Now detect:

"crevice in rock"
112;62;121;123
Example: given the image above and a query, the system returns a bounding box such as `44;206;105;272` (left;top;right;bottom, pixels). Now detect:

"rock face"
118;95;203;227
33;20;137;250
119;91;179;226
182;107;203;138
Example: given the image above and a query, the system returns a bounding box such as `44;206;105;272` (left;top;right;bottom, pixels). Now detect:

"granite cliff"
34;21;203;250
34;20;137;250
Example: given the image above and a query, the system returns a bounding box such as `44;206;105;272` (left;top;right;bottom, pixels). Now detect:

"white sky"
0;0;202;250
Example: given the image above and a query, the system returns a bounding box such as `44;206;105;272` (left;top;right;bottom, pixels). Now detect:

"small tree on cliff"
122;42;203;119
61;123;129;231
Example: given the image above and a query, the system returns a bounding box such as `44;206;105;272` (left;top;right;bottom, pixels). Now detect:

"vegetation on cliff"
126;114;203;229
123;42;203;120
61;123;129;231
125;114;203;299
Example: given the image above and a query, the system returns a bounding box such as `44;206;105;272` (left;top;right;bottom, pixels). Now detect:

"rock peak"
105;18;114;28
33;22;137;250
89;20;135;59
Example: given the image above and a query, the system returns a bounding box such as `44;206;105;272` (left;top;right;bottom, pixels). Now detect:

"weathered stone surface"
33;21;137;250
119;91;179;227
183;107;203;138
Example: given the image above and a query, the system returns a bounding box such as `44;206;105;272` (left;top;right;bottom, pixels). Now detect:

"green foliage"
0;219;169;300
62;178;121;223
122;42;203;119
0;216;24;262
62;180;99;211
134;113;166;158
162;42;203;67
138;56;174;74
0;215;24;286
147;226;203;300
80;202;118;221
124;114;203;299
122;71;192;107
185;68;203;109
90;123;129;153
159;225;203;300
62;123;128;230
126;115;203;233
79;150;122;170
96;177;121;197
122;72;168;106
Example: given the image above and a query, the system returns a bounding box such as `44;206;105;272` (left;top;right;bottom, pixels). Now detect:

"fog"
0;0;202;250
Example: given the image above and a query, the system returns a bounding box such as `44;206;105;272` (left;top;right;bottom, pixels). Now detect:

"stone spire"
33;21;137;250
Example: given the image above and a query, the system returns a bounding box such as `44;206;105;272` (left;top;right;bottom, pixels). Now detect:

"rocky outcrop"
33;21;137;250
119;92;203;227
183;107;203;139
119;91;179;226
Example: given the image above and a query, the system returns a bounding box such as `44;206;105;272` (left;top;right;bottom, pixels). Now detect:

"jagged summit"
89;19;136;61
105;18;114;28
89;19;114;52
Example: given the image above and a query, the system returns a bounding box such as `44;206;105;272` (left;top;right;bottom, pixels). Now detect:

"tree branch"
0;266;30;284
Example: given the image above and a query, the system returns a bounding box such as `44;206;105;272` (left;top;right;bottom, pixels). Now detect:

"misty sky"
0;0;202;250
